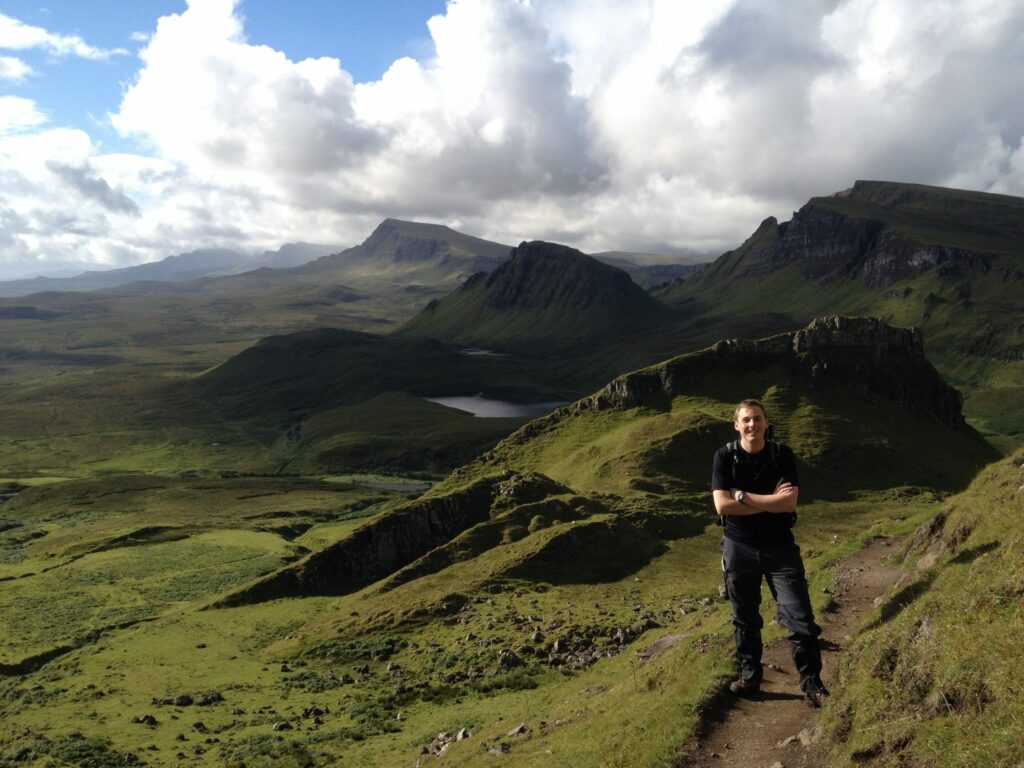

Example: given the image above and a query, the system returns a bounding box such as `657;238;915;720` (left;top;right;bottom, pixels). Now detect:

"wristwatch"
735;490;746;504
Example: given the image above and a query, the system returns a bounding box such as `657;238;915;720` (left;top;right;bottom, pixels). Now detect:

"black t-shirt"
711;441;799;545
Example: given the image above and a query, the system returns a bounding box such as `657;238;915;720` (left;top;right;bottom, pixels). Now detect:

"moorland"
0;180;1022;768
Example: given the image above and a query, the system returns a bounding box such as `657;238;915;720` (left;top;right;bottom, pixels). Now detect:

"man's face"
734;405;767;443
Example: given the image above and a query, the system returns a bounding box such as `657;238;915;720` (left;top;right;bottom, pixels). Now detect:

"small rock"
191;722;207;733
776;735;798;748
132;715;158;726
456;728;471;741
497;649;524;670
487;742;510;754
798;726;822;746
272;722;293;732
507;722;529;737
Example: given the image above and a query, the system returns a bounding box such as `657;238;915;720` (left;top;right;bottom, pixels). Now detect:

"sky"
1;0;1023;279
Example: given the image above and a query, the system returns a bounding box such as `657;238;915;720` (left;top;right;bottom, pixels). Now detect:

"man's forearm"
717;497;765;516
740;491;797;513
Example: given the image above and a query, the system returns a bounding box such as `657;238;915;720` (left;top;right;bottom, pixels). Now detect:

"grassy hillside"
0;318;996;767
821;449;1024;767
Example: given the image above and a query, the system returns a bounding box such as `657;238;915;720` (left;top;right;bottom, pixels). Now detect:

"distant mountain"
79;220;510;300
294;218;511;286
0;243;341;298
656;180;1024;364
399;240;675;354
592;251;707;288
252;242;343;269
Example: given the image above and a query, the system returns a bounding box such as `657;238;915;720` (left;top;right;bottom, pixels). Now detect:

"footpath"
682;537;900;768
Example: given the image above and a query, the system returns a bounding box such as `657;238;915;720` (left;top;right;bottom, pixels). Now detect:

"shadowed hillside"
399;240;675;353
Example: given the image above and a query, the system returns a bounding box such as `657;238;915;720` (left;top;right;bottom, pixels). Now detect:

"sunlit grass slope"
821;449;1024;767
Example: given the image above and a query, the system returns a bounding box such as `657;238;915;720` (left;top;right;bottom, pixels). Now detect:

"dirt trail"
682;537;901;768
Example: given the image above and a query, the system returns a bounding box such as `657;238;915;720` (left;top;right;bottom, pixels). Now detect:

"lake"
424;395;567;418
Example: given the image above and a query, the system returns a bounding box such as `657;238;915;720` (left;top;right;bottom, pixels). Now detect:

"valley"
0;181;1023;767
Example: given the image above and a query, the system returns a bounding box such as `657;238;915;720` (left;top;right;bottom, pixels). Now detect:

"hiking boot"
728;675;761;696
802;677;830;708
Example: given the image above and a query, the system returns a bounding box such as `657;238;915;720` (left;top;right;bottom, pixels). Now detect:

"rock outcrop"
527;316;964;431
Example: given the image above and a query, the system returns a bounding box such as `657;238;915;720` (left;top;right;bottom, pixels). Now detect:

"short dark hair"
733;398;767;421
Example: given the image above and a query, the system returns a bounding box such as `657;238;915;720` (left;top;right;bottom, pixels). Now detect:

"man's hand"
774;479;796;497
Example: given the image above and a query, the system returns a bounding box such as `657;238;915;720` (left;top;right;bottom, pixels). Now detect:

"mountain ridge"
0;243;343;298
399;240;674;353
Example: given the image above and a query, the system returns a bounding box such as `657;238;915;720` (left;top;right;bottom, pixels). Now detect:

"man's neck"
741;437;766;454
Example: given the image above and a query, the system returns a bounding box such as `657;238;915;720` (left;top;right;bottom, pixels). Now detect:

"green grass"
820;450;1024;767
0;529;297;663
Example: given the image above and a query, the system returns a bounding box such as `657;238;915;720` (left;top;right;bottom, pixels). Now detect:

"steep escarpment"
694;180;1018;289
659;181;1024;367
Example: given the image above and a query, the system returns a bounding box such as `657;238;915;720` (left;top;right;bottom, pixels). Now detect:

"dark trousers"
721;536;823;686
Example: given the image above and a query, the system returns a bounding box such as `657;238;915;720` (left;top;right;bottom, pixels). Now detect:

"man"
711;398;829;707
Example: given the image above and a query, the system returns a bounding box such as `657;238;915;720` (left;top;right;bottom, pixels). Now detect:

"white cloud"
2;0;1024;274
0;96;46;134
0;11;127;59
0;55;32;81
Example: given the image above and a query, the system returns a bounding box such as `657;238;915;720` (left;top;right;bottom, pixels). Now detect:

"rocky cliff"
712;183;1001;288
586;316;963;428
